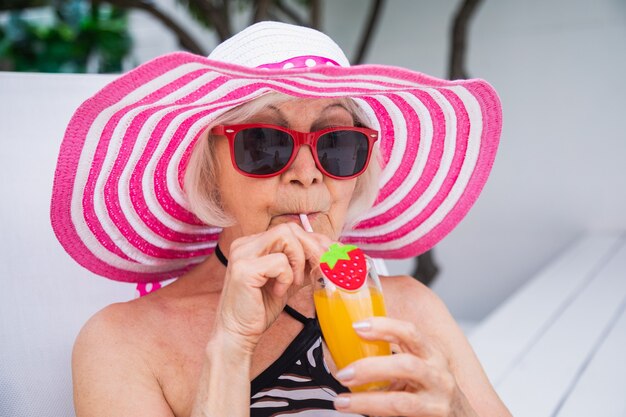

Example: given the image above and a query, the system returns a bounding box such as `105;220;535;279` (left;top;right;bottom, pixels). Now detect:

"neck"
215;227;242;259
288;283;316;317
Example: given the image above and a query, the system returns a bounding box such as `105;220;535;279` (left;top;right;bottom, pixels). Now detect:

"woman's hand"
333;316;479;417
214;223;330;351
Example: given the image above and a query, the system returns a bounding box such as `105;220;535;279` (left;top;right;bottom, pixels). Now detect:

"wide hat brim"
51;51;502;283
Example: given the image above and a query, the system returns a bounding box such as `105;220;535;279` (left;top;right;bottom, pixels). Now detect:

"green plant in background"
0;0;132;73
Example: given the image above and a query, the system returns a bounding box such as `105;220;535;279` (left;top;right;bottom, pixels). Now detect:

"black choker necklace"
214;244;228;266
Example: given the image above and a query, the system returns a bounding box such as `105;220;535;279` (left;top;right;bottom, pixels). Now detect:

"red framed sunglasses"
211;123;379;179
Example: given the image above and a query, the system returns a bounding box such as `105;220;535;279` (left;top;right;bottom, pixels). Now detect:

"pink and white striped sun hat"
50;21;502;283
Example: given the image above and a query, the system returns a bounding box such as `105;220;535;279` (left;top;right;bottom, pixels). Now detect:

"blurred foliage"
0;0;132;73
0;0;317;72
175;0;314;38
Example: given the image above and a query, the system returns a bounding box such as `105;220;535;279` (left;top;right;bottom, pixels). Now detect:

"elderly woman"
51;22;509;416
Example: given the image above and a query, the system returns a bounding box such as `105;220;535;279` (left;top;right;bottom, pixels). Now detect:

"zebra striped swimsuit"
250;305;365;416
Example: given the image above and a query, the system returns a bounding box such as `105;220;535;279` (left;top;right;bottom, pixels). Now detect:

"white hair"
183;93;381;230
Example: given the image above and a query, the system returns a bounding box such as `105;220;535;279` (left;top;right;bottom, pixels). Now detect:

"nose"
282;145;323;186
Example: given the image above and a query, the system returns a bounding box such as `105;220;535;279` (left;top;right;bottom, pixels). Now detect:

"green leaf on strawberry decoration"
320;243;358;269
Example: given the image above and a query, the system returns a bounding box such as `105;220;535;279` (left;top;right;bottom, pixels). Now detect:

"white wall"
444;0;626;319
321;0;626;320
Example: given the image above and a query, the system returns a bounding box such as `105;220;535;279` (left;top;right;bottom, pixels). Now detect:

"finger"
230;253;294;295
353;316;434;358
335;390;448;417
256;253;294;298
284;223;333;263
336;353;438;390
267;226;308;287
261;253;295;298
230;225;307;286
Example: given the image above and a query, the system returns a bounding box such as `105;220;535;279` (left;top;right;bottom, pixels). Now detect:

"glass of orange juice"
312;243;391;392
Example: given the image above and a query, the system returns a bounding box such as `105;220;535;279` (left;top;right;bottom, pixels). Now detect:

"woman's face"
214;98;358;240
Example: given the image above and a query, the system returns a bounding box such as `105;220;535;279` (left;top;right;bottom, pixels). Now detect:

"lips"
275;212;319;219
271;211;321;225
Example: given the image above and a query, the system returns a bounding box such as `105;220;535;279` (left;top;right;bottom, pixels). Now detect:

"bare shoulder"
75;280;215;359
73;299;156;387
380;275;512;417
72;298;175;417
74;299;148;364
381;275;454;332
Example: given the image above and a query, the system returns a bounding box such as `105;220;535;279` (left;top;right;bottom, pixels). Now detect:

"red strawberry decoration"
319;243;367;290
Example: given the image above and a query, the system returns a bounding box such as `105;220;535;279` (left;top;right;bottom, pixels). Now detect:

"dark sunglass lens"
317;130;370;177
233;128;293;175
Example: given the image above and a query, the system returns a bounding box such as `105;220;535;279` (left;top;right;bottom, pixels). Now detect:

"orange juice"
314;285;391;392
